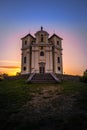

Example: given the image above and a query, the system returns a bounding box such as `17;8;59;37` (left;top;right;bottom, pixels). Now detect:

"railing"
50;72;61;82
26;72;35;83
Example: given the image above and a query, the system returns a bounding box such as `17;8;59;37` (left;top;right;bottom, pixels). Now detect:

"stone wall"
56;74;80;81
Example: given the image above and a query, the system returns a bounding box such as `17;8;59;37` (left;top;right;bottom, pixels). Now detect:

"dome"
35;26;49;36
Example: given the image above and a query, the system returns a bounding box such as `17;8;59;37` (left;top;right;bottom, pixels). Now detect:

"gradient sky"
0;0;87;75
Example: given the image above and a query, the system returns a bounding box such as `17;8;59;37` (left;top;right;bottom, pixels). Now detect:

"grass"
0;79;87;130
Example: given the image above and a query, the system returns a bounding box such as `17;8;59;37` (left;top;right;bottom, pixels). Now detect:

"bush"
80;76;87;83
80;70;87;83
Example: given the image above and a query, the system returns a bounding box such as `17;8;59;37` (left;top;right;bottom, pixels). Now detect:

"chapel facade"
21;27;63;75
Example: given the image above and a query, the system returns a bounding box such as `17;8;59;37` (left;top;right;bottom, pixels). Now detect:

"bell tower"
35;26;49;44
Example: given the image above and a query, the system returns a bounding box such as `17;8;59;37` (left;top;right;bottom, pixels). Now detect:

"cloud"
0;66;20;69
0;60;20;64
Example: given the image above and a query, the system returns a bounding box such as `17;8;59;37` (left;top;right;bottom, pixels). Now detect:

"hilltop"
0;78;87;130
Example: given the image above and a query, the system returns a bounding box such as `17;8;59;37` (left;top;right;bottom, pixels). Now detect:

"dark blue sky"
0;0;87;28
0;0;87;75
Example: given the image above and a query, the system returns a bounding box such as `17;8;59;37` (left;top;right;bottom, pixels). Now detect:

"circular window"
23;67;26;71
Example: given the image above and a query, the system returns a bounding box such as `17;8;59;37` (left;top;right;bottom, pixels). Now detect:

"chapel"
21;27;63;77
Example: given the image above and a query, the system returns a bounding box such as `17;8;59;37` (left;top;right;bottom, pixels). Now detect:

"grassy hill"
0;78;87;130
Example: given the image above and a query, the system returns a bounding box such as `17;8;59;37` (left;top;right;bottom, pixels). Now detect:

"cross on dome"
41;26;43;31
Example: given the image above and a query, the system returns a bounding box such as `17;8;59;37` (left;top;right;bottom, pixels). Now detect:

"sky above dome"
0;0;87;75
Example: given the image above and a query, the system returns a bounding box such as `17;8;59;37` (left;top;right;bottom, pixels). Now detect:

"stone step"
32;74;54;80
31;80;56;83
29;73;57;83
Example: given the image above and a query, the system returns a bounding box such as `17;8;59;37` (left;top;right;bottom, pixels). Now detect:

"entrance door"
39;66;45;73
39;62;45;74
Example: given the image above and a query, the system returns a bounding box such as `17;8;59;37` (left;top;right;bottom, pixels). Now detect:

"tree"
81;70;87;83
16;72;21;76
84;69;87;76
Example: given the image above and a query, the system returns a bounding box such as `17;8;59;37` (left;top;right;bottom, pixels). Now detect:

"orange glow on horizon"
0;66;21;76
63;63;84;76
0;66;83;76
0;66;20;69
0;60;20;64
0;60;21;76
63;67;83;76
0;30;86;77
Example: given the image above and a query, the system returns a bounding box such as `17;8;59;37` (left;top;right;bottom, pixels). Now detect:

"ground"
0;78;87;130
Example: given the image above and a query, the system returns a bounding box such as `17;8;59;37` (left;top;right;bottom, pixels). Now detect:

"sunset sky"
0;0;87;76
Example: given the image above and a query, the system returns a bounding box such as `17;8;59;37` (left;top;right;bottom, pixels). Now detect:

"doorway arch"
39;62;45;74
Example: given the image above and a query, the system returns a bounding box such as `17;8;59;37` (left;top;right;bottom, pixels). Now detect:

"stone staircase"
27;73;60;83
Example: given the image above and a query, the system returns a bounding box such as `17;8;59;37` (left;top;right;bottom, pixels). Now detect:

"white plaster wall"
45;47;50;73
21;30;63;75
31;47;35;73
26;51;30;72
21;49;30;74
50;48;53;72
34;49;39;73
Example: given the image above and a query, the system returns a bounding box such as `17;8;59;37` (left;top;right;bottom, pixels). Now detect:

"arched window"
58;67;61;71
57;41;59;45
25;40;27;45
24;57;26;63
41;34;43;42
23;67;26;71
40;51;44;56
58;57;60;63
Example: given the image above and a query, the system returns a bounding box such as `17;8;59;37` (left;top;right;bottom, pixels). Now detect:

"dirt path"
7;85;76;130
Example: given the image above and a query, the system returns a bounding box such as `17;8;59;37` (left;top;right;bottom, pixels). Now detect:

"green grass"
0;79;87;130
62;81;87;111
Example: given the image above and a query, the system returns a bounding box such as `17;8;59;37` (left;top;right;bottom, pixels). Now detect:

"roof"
35;26;49;35
21;33;35;40
49;34;63;40
35;30;49;35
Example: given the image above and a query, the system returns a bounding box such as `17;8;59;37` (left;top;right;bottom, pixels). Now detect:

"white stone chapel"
21;27;63;75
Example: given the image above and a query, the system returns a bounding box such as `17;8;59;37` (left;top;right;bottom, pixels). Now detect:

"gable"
49;34;63;40
21;33;35;40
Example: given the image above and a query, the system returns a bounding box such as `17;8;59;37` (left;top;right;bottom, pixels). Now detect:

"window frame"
41;34;43;42
23;66;26;71
57;41;59;46
58;67;61;71
40;51;44;56
25;40;27;45
57;57;60;63
24;57;26;64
